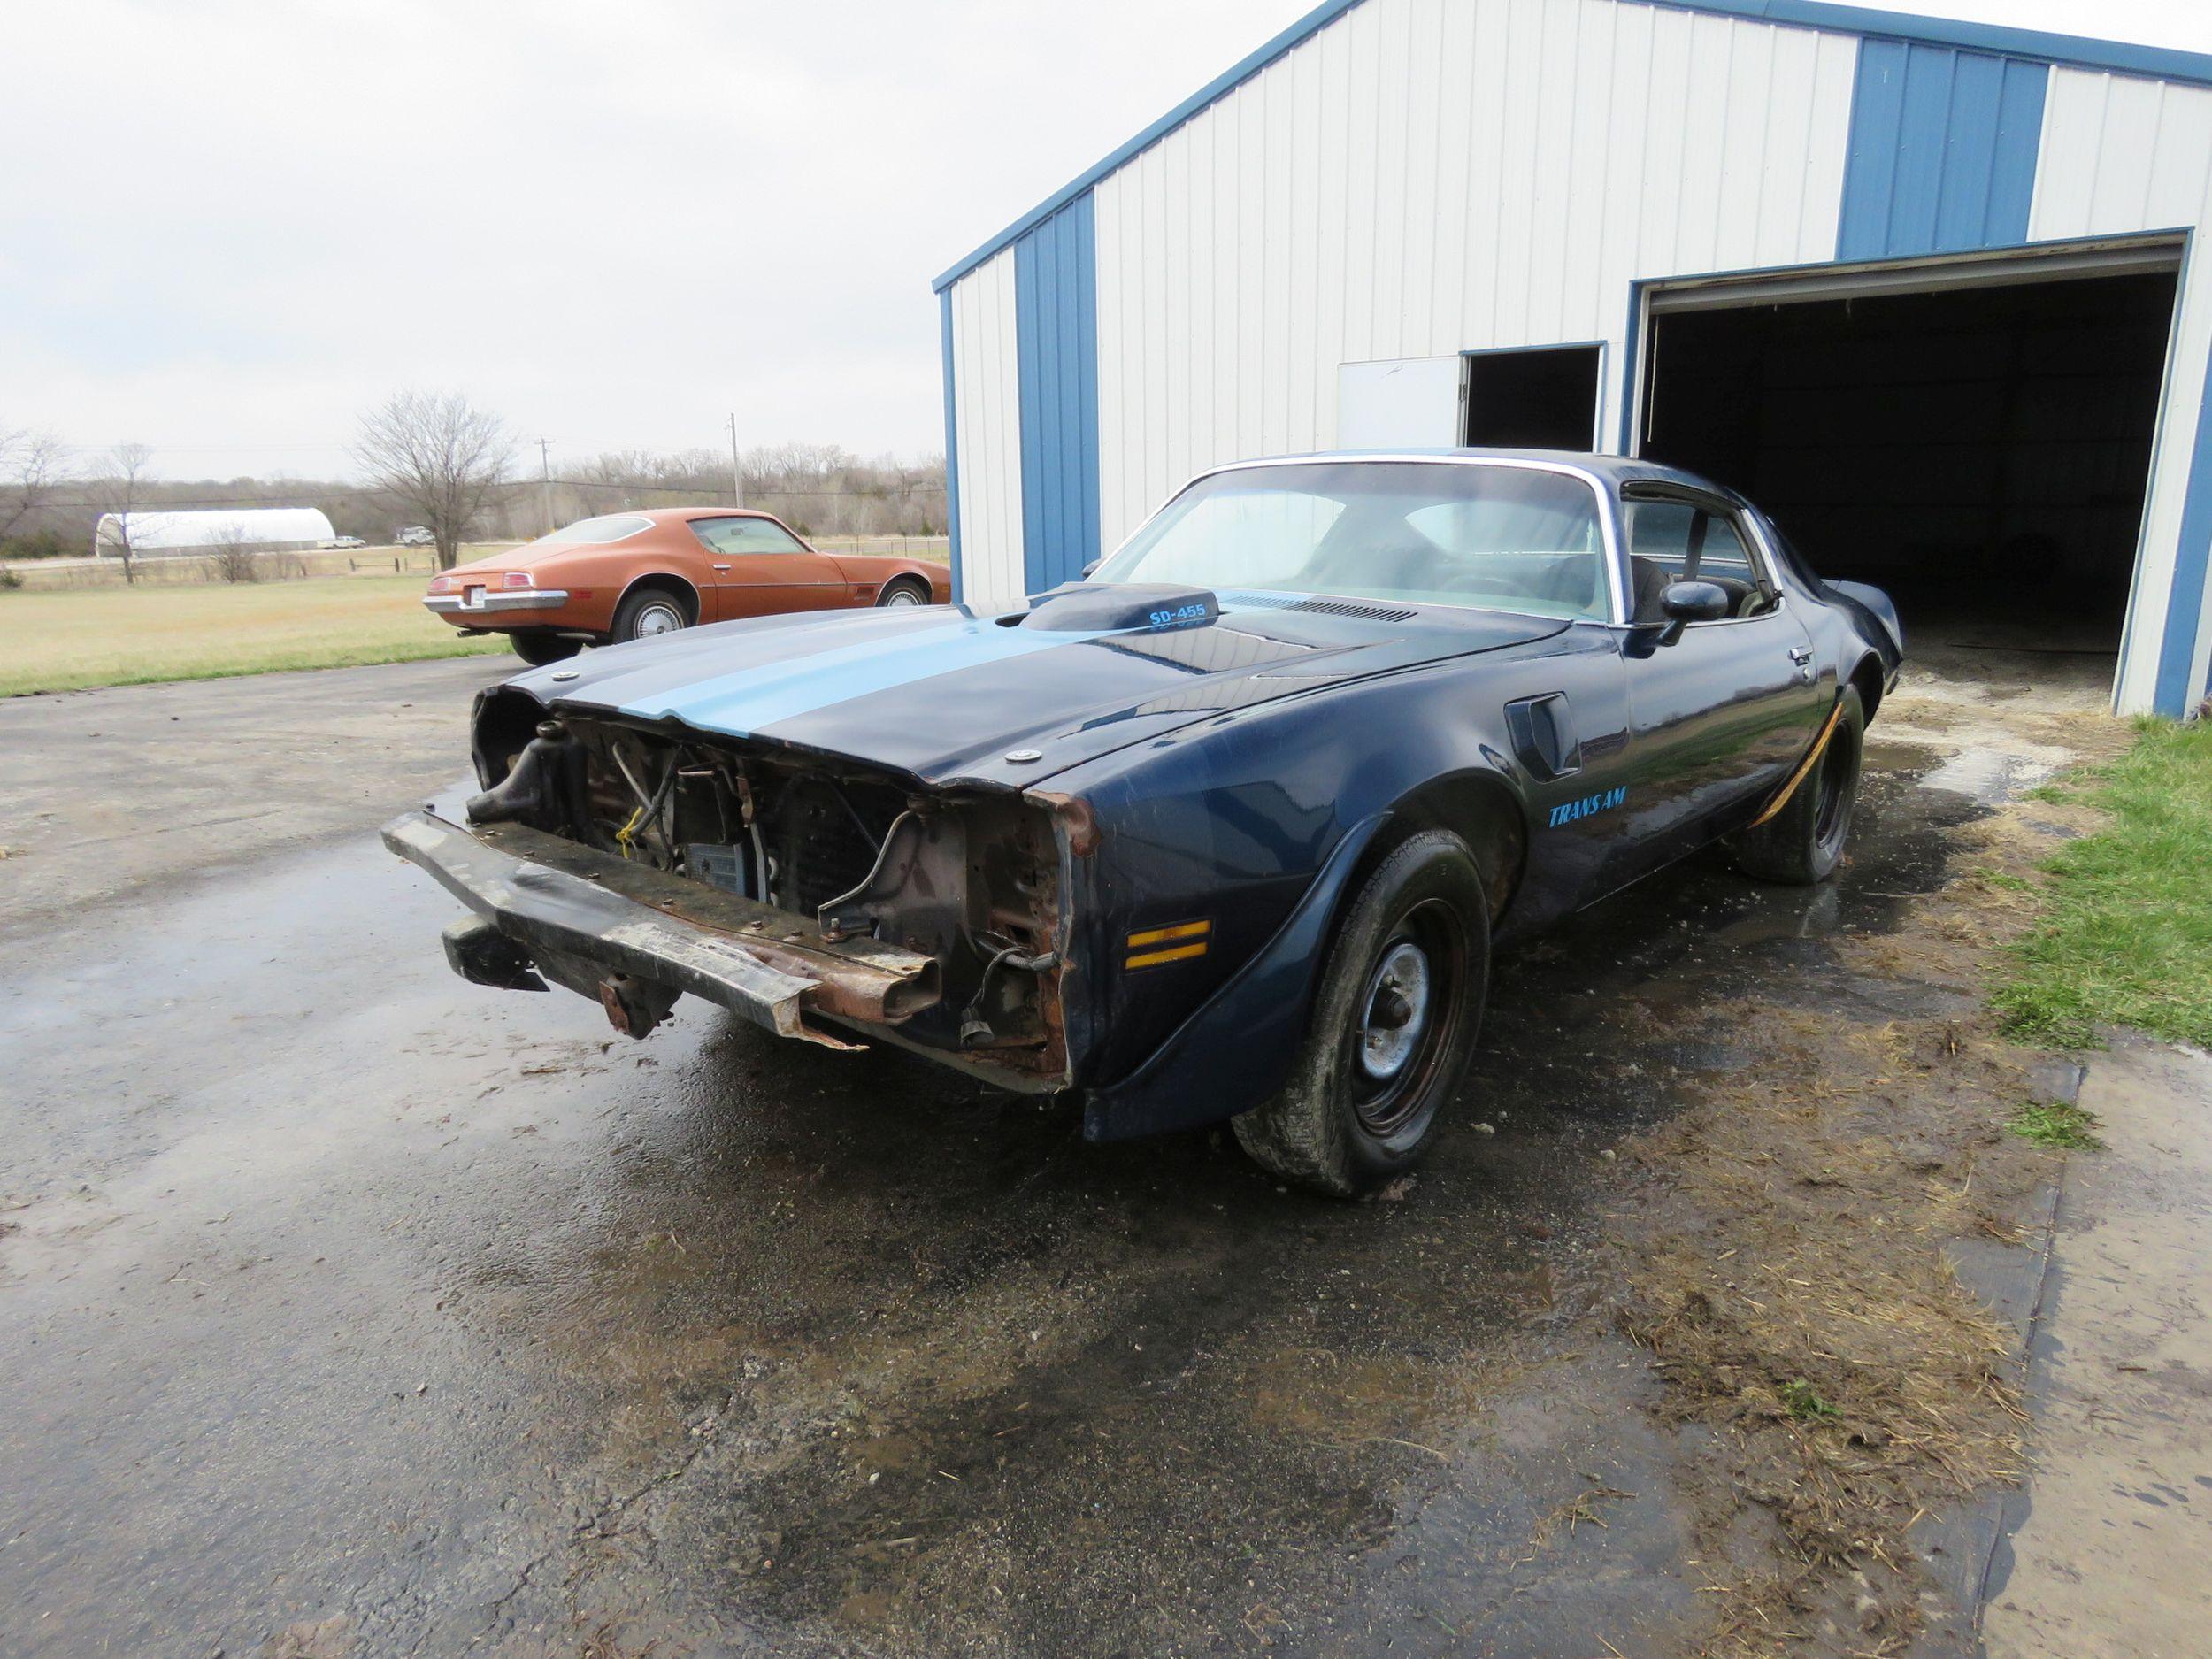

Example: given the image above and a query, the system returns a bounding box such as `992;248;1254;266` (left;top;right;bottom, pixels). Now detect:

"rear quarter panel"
538;545;687;632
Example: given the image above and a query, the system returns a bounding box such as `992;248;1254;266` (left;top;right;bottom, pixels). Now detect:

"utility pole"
726;412;745;510
536;436;556;534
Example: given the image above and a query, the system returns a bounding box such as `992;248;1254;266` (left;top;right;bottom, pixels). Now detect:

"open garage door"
1635;247;2181;669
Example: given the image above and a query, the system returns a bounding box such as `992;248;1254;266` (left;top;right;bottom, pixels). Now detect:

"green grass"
2008;1101;2107;1152
0;574;508;695
1992;718;2212;1049
1780;1379;1839;1423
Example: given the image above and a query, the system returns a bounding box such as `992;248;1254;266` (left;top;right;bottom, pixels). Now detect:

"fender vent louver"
1286;597;1417;623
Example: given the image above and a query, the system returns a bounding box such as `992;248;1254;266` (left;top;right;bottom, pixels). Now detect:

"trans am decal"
1548;787;1626;828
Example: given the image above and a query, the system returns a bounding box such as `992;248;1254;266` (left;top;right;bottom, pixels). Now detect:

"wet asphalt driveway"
0;655;2063;1658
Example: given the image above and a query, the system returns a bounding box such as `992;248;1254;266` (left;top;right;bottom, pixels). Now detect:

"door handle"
712;564;731;572
1788;646;1812;664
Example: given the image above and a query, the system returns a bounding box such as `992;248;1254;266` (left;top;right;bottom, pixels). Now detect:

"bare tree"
90;442;157;585
210;520;259;583
0;424;71;544
352;392;514;571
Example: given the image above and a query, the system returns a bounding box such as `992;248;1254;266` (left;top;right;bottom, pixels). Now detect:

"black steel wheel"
1233;828;1489;1196
1345;899;1467;1146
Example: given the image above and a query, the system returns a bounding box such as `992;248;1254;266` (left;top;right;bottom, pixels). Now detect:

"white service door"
1336;357;1463;448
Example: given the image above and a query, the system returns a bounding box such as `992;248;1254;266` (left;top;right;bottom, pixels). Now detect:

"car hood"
510;592;1571;789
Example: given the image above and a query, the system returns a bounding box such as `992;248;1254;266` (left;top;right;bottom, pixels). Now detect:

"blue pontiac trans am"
386;451;1901;1194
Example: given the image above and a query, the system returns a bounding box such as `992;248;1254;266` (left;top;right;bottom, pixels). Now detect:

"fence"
807;534;950;561
1;545;455;592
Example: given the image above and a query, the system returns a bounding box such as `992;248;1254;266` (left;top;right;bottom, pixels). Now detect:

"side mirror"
1638;578;1730;649
1661;579;1731;623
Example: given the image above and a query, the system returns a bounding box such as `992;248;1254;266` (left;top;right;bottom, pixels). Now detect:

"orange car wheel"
876;577;931;608
612;586;695;642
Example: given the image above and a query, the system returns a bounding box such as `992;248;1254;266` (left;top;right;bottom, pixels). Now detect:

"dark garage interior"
1464;343;1604;449
1637;267;2179;656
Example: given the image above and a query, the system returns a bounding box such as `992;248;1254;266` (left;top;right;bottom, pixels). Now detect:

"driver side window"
1624;503;1773;623
690;517;808;557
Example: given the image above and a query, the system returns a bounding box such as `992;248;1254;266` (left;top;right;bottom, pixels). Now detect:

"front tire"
509;630;582;666
1729;684;1865;884
611;586;694;644
1232;828;1490;1196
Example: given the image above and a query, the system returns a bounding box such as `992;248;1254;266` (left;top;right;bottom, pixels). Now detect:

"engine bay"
462;690;1070;1079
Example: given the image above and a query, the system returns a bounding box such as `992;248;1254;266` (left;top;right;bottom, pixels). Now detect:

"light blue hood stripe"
615;612;1090;735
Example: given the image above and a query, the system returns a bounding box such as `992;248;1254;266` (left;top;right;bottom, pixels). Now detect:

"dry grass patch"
1611;1005;2039;1655
1596;719;2140;1654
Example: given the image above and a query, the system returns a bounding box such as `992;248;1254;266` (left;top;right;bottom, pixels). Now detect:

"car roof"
1203;449;1740;498
621;506;782;524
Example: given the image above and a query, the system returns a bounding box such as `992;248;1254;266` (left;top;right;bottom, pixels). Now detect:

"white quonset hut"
94;507;337;557
936;0;2212;716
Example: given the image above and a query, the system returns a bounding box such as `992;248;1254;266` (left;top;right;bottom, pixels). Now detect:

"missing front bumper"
382;810;941;1045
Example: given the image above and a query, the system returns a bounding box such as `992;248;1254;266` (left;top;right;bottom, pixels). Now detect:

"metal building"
94;507;337;557
935;0;2212;716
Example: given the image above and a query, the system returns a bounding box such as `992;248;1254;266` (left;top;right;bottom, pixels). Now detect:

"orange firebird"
423;508;950;665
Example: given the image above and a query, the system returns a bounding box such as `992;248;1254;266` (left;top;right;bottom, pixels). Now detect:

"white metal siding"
946;247;1025;608
1091;0;1859;547
2032;68;2212;711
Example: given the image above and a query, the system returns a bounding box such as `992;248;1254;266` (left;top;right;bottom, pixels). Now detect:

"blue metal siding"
1013;193;1101;594
2155;337;2212;717
939;287;963;600
1838;41;2047;260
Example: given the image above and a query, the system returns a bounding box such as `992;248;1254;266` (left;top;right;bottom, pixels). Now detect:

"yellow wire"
615;804;645;860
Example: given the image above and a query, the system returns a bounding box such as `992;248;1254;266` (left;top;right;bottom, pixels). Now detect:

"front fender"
1080;812;1391;1141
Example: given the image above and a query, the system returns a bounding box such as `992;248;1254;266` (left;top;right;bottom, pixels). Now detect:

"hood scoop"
1015;582;1218;633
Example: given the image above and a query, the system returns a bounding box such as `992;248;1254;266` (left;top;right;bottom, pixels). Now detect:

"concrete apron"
1985;1035;2212;1658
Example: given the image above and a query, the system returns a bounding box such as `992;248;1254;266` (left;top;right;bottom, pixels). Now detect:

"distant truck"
396;526;436;547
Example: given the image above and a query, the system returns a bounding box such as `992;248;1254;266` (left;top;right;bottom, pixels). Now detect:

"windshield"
1091;461;1613;620
529;513;652;548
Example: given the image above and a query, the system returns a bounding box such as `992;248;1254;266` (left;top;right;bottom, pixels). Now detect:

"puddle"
1923;746;2055;805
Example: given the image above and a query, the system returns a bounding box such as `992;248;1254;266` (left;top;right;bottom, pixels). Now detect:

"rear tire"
611;586;695;644
1232;828;1489;1197
510;630;582;666
1729;685;1864;884
876;577;931;608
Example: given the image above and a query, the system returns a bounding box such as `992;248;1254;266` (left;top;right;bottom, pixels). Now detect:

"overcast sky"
5;0;2208;483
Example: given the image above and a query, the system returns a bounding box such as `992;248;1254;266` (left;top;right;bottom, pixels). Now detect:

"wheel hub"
636;603;684;636
1357;941;1431;1081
